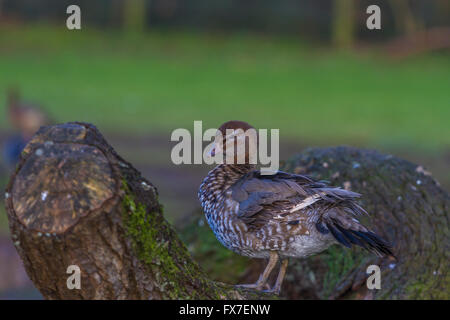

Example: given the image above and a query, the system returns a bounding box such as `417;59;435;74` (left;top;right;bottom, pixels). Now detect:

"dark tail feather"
334;224;367;249
326;223;352;248
349;229;394;257
324;222;394;258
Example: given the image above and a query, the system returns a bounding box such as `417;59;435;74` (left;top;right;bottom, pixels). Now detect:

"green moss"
120;180;277;299
123;195;178;272
121;180;233;299
404;264;450;299
121;180;185;298
320;245;366;298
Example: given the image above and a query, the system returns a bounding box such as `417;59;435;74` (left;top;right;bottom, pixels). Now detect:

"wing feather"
229;170;394;257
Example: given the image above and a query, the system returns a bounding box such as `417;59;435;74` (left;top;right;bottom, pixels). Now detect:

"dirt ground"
0;131;448;299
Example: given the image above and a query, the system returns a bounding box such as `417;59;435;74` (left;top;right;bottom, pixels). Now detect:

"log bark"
4;122;269;300
279;147;449;299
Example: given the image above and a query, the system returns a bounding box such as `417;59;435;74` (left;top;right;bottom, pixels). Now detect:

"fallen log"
4;122;268;299
279;147;449;299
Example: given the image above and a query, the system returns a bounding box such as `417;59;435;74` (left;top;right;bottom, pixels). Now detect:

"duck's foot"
262;286;281;295
234;252;278;291
262;258;288;295
234;283;270;291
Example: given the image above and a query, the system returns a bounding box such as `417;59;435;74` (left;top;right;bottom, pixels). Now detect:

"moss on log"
4;122;272;300
280;147;449;299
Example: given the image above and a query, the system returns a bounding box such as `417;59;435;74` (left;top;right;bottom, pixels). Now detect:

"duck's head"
209;120;258;165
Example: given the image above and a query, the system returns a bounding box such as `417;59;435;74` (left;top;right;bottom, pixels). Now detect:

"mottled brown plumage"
198;121;394;294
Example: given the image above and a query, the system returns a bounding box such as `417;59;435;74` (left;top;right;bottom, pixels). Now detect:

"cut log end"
8;123;118;234
11;142;116;234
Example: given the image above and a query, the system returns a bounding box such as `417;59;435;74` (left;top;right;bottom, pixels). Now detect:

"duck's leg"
235;251;278;290
264;258;289;294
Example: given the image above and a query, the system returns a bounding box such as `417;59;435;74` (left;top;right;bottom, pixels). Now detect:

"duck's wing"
230;170;363;225
231;170;394;256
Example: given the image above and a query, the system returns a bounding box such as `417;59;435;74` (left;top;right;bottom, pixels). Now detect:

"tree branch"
4;122;273;299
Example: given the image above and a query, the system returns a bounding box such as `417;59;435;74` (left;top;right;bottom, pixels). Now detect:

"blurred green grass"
0;24;449;152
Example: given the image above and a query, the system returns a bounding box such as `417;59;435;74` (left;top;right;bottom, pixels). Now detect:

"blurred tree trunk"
123;0;148;32
4;123;269;299
110;0;124;27
435;0;450;24
332;0;356;49
389;0;424;36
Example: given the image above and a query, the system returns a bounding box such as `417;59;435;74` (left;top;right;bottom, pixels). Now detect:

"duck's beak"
209;145;216;157
208;141;223;158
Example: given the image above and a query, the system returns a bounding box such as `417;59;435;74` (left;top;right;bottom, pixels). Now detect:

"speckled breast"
205;197;253;255
200;185;260;257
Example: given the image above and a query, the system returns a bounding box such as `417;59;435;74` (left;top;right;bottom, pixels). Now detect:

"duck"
6;88;50;140
2;88;50;168
198;120;394;294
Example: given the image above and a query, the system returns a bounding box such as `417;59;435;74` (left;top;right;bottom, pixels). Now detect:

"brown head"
209;120;258;165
